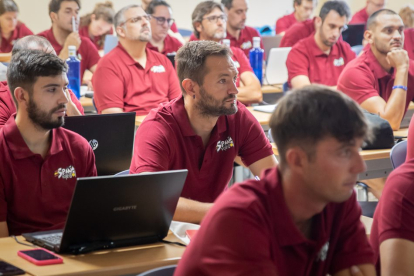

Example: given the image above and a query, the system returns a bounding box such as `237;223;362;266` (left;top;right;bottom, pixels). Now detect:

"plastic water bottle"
66;45;81;99
249;37;263;84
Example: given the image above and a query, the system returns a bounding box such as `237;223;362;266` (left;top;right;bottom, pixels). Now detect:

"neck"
371;46;392;73
52;24;70;46
120;39;147;65
1;28;12;39
15;114;51;159
226;24;240;39
314;32;331;54
294;11;302;22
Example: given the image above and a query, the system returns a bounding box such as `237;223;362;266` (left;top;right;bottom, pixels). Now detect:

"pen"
72;16;77;33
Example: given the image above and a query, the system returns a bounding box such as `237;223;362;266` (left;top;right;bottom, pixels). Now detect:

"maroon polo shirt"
146;34;183;55
0;116;97;235
170;22;178;33
276;12;298;35
349;8;369;25
370;159;414;273
130;97;273;203
175;167;375;275
280;18;315;47
407;115;414;160
92;43;181;116
37;28;101;80
78;25;114;50
287;35;356;87
0;81;84;129
337;47;414;115
405;28;414;60
0;22;33;53
225;26;264;57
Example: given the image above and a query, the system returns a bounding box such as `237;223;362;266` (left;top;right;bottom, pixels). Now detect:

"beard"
27;98;65;130
125;27;152;42
195;86;238;117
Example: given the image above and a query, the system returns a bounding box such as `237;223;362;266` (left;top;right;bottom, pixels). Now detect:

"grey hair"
114;4;140;28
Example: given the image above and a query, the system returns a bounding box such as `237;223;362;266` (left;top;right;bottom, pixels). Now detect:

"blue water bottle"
249;37;263;85
66;45;81;99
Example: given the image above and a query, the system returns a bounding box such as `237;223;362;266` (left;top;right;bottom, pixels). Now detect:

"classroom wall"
15;0;413;35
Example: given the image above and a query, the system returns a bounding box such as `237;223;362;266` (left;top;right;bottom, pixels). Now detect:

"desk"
80;97;93;107
0;232;185;276
261;85;283;104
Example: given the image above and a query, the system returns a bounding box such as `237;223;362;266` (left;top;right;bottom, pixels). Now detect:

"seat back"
137;265;176;276
390;140;407;169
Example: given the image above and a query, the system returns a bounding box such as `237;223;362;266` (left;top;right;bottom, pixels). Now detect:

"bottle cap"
253;37;261;48
68;45;76;56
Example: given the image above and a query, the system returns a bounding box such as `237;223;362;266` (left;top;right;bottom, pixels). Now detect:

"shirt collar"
364;47;391;79
117;43;158;71
308;35;339;57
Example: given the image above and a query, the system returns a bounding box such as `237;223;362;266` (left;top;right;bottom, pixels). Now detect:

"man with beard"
130;41;277;224
286;1;355;89
338;9;414;131
92;4;181;116
191;1;262;104
38;0;101;82
275;0;316;36
0;50;97;237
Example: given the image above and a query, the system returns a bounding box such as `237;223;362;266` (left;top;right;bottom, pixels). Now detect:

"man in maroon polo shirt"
0;50;96;237
279;17;316;47
286;0;355;89
37;0;101;82
130;41;277;224
145;0;182;57
338;9;414;131
191;1;262;104
405;28;414;60
349;0;385;25
0;35;83;129
221;0;263;57
275;0;315;35
92;4;181;116
175;86;375;276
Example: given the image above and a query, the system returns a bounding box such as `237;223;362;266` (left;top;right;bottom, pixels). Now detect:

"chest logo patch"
89;139;98;151
216;136;234;152
316;241;329;262
151;65;166;73
333;57;344;67
241;41;252;50
233;60;241;68
54;165;76;180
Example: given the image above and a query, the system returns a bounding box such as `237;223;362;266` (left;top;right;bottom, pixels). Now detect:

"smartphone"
0;261;25;275
17;249;63;266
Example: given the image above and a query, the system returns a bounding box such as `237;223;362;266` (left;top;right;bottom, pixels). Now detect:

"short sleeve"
235;48;253;74
81;38;101;70
68;89;84;115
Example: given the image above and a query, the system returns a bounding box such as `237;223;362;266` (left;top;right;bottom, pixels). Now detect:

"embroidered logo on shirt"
233;61;241;68
89;139;98;151
316;241;329;262
151;65;166;73
216;137;234;152
241;41;252;50
333;57;344;67
54;165;76;180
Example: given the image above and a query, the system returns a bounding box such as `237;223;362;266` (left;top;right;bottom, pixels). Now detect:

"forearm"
172;197;213;224
0;221;9;238
58;48;69;60
236;85;263;104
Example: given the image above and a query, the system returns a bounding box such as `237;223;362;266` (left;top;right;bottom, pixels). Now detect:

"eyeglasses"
202;14;227;23
121;15;151;26
151;15;175;26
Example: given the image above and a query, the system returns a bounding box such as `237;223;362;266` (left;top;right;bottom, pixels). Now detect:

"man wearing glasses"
145;0;183;57
286;0;355;89
349;0;385;25
92;5;181;116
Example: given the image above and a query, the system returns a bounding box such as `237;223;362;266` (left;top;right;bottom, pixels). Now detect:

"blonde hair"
80;1;115;27
399;4;414;28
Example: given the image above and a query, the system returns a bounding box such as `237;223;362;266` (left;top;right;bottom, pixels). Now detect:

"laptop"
103;35;119;55
23;170;188;254
63;113;136;176
264;47;292;85
262;35;283;61
342;24;365;47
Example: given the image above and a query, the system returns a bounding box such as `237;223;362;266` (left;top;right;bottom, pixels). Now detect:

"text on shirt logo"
216;136;234;152
151;65;166;73
54;165;76;180
241;41;252;50
316;241;329;262
89;139;98;151
333;57;344;67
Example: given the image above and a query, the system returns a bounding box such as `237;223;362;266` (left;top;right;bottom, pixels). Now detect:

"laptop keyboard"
35;233;62;245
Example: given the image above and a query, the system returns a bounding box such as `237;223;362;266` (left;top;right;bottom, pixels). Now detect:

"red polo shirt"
276;12;298;35
407;116;414;160
349;8;369;25
78;25;114;50
337;47;414;115
370;159;414;273
225;26;264;57
146;34;183;55
0;81;84;129
287;35;356;87
0;116;97;235
405;28;414;60
92;43;181;116
0;22;33;53
175;167;375;275
280;18;316;48
37;28;101;80
130;97;273;203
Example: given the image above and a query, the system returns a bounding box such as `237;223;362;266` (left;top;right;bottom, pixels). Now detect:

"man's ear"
14;87;29;107
182;79;198;97
50;12;58;24
285;146;309;176
314;16;322;29
116;26;126;38
194;22;203;35
364;30;373;44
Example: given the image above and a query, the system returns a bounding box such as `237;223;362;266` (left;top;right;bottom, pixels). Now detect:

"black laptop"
63;113;136;176
342;23;366;47
23;170;188;254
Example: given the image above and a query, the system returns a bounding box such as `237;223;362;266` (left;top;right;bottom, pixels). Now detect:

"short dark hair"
176;41;231;95
293;0;316;7
221;0;232;10
12;35;53;56
145;0;171;15
49;0;81;14
319;0;350;22
0;0;18;15
367;9;398;30
192;1;224;39
7;50;68;107
270;85;370;170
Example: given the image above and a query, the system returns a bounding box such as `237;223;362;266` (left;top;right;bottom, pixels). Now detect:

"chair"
268;128;274;143
177;28;192;37
390;140;408;169
351;45;364;56
115;169;129;176
137;265;176;276
103;35;119;55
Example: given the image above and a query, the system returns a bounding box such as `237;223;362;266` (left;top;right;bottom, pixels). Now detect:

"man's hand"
387;49;409;70
64;32;81;50
65;89;81;116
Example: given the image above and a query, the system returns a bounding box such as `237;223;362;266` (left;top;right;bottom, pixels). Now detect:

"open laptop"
262;35;283;62
103;35;119;55
63;113;136;176
342;24;365;47
23;170;188;254
264;47;292;85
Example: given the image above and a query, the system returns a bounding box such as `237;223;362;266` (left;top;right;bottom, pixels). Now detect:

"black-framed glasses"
121;15;151;26
151;15;175;26
202;14;227;23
